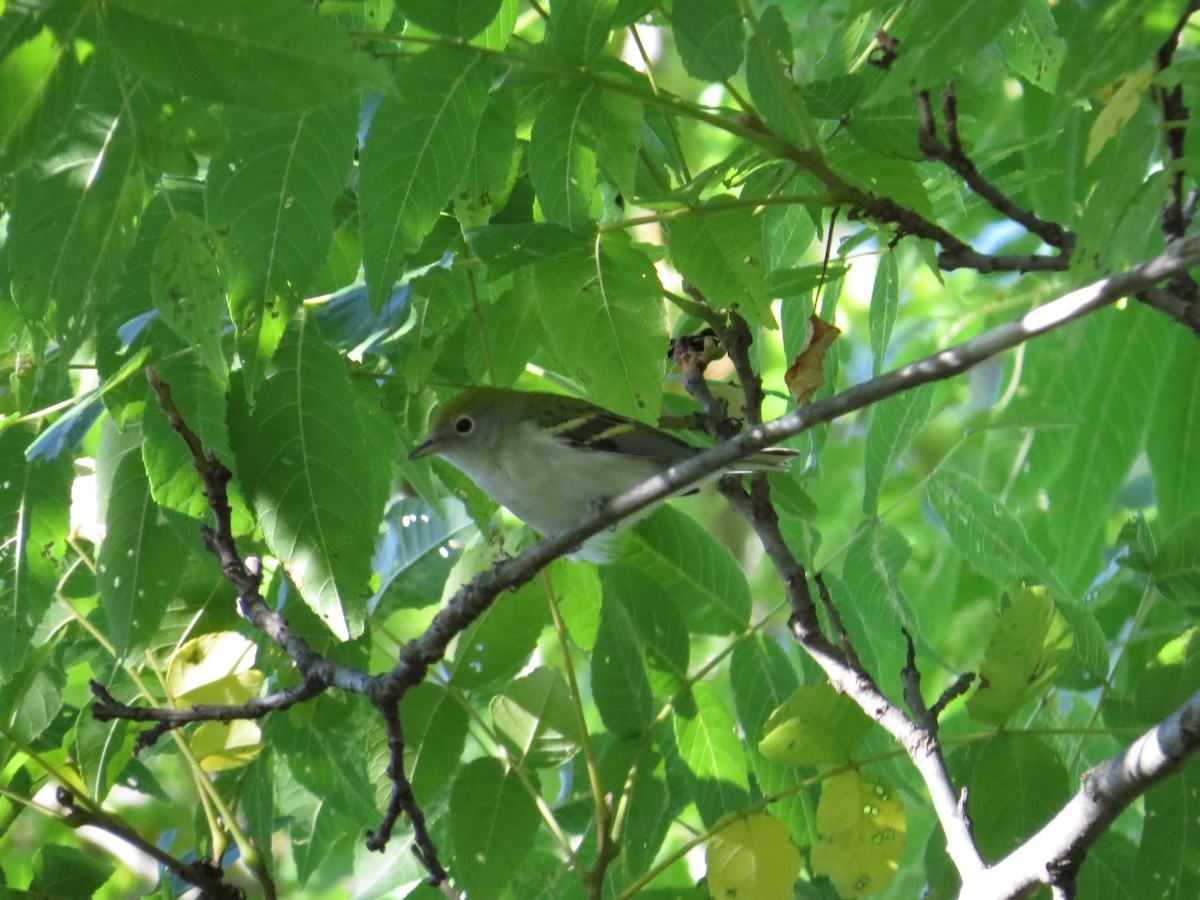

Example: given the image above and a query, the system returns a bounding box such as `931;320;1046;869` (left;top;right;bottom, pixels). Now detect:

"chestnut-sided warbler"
409;386;794;561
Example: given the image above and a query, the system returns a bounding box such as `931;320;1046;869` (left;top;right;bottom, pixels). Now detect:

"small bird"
409;386;794;561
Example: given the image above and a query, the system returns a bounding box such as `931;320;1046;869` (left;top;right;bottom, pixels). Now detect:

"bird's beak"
408;438;437;461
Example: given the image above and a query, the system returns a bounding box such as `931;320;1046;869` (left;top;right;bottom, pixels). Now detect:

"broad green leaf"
1055;0;1167;99
927;470;1061;593
1047;307;1172;588
673;0;744;82
227;322;385;640
360;49;492;306
730;637;800;745
6;106;143;345
1154;514;1200;609
370;497;473;615
396;0;504;38
998;1;1065;90
668;199;776;328
888;0;1025;94
450;758;540;900
269;695;380;824
444;546;550;691
466;222;589;276
0;25;77;173
524;233;667;420
967;587;1073;725
548;0;617;63
602;562;690;696
613;751;673;884
207;103;357;309
71;713;133;805
674;682;750;825
1135;628;1200;725
745;6;811;144
836;525;916;697
1148;330;1200;530
101;0;388;109
810;771;905;899
97;448;190;657
952;735;1068;861
592;592;654;737
456;85;519;226
706;814;801;900
490;667;582;768
759;684;872;767
30;844;115;898
549;557;603;650
150;210;227;376
397;682;470;806
862;384;933;516
625;506;752;635
529;83;599;233
0;430;72;676
868;251;899;376
0;646;65;743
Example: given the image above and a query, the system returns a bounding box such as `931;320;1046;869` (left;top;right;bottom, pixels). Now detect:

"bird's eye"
454;415;474;435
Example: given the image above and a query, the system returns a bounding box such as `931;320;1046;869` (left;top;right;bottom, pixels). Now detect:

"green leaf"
529;83;599;233
0;25;78;173
72;713;133;805
836;525;916;697
0;430;72;676
672;0;744;82
810;771;905;899
625;506;752;635
6;103;144;345
30;844;115;897
967;587;1073;725
227;322;385;640
360;48;492;306
97;448;190;657
101;0;388;110
523;233;666;420
888;0;1025;93
706;814;801;900
998;1;1065;90
868;251;898;376
1148;330;1200;530
490;667;582;768
745;6;812;146
1055;0;1167;99
1047;307;1173;588
207;103;357;305
602;562;690;696
674;682;749;826
399;682;470;806
759;683;872;767
862;384;933;516
668;199;776;328
1154;514;1200;609
730;637;800;745
450;758;540;900
150;210;227;376
548;0;617;63
927;470;1061;593
445;547;549;691
952;735;1068;861
592;592;654;737
396;0;504;39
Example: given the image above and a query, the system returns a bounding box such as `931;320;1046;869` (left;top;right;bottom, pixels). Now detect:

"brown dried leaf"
784;315;841;405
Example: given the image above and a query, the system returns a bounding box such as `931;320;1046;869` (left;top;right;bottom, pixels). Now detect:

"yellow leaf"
1085;70;1153;165
758;683;871;766
190;719;263;772
166;631;263;708
966;585;1073;725
811;771;905;898
706;814;801;900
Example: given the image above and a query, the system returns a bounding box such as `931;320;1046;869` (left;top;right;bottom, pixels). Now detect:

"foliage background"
0;0;1198;898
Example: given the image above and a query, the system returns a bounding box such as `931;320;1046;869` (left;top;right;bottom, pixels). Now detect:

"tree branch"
966;690;1200;899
